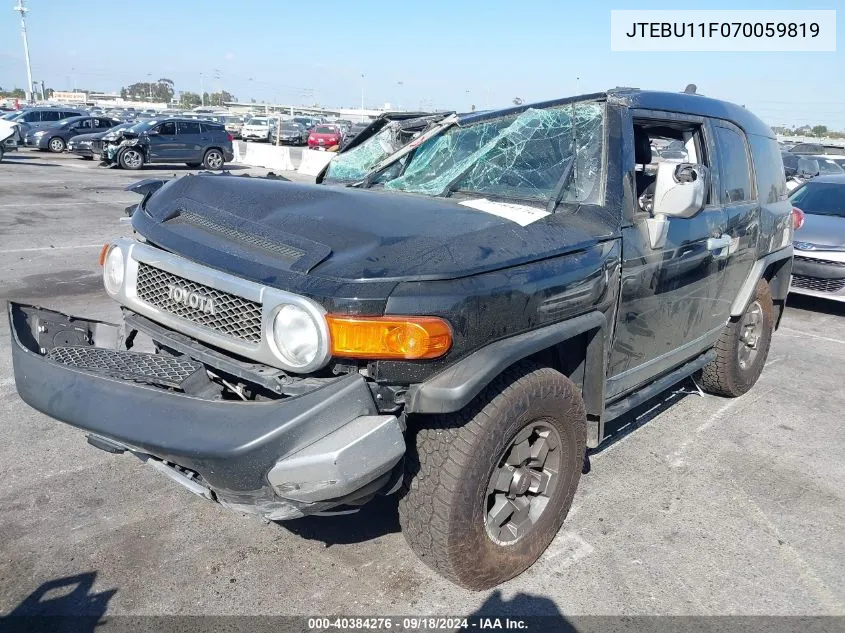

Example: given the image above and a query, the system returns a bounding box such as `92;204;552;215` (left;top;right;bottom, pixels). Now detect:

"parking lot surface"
0;152;843;617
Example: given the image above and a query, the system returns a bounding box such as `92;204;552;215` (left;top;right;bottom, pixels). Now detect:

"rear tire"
202;149;224;170
399;360;586;590
118;147;144;170
701;279;774;397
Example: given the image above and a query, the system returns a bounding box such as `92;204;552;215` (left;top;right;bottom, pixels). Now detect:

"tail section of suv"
9;89;792;589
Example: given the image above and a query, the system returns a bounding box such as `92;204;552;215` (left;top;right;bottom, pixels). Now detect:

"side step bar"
604;349;717;422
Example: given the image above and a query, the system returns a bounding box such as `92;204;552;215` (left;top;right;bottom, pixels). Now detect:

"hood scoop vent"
167;210;305;263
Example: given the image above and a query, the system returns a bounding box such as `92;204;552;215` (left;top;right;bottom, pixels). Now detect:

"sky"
0;0;843;129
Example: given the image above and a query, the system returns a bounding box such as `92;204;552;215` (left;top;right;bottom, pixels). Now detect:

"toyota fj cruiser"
9;89;794;589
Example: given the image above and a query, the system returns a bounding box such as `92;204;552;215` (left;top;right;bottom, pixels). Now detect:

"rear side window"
748;135;787;203
713;125;753;203
200;123;224;133
178;121;202;135
41;110;62;122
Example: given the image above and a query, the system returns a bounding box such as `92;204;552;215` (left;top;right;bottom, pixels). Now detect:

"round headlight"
272;304;321;369
102;246;124;296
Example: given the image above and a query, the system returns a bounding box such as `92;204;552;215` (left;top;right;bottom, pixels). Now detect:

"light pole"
13;0;34;102
147;73;152;100
360;73;365;111
200;73;204;106
397;81;403;110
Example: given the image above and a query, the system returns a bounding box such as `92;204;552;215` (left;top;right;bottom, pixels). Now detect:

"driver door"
147;121;177;162
607;113;729;399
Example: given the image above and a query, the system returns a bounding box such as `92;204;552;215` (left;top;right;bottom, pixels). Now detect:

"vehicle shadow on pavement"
469;589;571;622
281;495;401;545
0;571;116;633
786;294;845;317
588;385;695;463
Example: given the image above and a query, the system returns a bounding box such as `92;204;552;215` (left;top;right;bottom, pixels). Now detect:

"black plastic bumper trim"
9;302;379;493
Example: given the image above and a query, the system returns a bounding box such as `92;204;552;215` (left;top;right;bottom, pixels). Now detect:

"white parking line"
0;243;103;254
779;327;845;347
0;201;130;208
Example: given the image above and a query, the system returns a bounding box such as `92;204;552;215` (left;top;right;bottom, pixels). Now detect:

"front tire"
701;279;774;397
202;149;224;170
48;137;66;153
399;360;586;590
118;147;144;170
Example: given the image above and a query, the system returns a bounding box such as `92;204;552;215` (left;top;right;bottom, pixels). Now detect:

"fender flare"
404;311;607;443
730;246;793;316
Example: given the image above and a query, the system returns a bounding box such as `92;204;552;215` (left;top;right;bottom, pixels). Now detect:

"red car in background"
307;125;342;151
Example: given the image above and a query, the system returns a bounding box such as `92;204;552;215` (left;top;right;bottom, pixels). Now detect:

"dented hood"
132;174;613;287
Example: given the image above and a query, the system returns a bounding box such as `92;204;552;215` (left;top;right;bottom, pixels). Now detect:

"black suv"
8;89;793;589
100;117;235;170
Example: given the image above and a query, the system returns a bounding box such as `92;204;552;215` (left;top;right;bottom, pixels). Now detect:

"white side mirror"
653;162;709;219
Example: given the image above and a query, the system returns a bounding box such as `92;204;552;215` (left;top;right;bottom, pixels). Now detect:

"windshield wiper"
545;156;575;214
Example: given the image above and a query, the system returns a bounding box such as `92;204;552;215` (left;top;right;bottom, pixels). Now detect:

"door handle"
706;235;732;258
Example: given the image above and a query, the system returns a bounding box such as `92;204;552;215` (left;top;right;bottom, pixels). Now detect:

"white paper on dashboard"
459;198;550;227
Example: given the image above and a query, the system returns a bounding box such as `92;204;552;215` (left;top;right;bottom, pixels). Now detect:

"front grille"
794;256;845;268
49;346;202;388
791;275;845;293
135;263;263;343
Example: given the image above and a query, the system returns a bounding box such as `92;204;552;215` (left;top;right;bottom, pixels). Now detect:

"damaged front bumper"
8;302;406;520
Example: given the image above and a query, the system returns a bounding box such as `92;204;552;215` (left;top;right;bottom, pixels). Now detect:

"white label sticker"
459;198;550;227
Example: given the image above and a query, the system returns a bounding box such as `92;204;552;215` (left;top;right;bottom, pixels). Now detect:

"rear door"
176;121;203;161
607;111;729;399
711;122;764;308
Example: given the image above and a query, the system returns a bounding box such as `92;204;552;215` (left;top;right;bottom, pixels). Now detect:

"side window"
95;119;113;129
41;110;62;122
199;123;222;133
178;121;202;135
23;111;41;122
632;118;710;211
158;121;177;135
748;135;787;203
713;126;753;203
77;119;93;129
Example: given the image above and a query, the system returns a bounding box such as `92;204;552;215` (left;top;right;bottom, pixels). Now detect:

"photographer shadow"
1;571;116;633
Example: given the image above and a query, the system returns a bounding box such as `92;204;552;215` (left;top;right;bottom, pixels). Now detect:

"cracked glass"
323;125;399;183
383;103;604;203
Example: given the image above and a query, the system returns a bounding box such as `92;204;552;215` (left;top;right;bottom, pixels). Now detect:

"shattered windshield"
383;102;603;203
323;125;400;183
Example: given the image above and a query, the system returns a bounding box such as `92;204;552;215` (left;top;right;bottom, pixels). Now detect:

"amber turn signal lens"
98;243;110;266
326;315;452;360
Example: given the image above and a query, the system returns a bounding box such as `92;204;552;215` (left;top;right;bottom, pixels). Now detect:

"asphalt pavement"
0;150;843;618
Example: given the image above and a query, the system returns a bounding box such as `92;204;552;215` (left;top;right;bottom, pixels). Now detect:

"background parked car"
102;118;234;170
26;116;119;153
274;121;307;145
68;122;135;159
223;116;244;139
241;117;275;142
789;175;845;302
307;124;343;151
292;116;318;132
343;121;370;145
7;107;85;136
